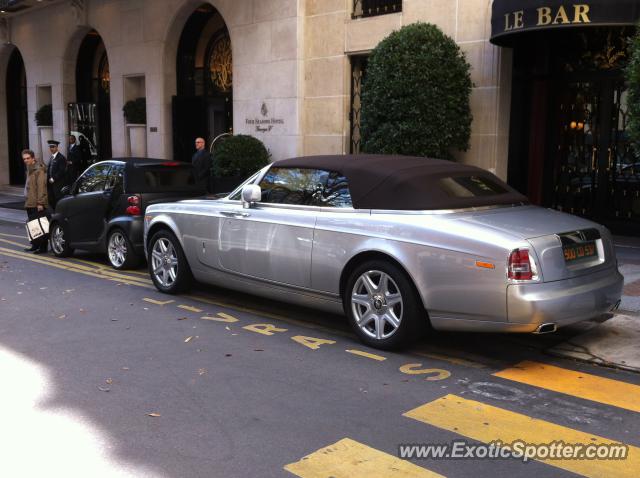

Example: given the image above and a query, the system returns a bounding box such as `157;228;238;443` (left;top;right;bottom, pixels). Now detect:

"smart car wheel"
344;260;424;350
107;229;139;270
148;230;192;294
49;222;74;258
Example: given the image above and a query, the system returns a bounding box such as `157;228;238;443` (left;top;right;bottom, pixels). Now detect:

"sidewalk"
0;186;638;372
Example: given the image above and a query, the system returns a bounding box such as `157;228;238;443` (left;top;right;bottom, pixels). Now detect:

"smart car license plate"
563;241;597;263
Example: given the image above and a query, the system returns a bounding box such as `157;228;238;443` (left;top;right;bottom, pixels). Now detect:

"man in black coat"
191;137;212;192
66;135;83;184
46;140;67;208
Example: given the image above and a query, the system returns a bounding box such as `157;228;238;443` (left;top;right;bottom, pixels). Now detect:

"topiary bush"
212;134;271;178
35;104;52;126
361;22;473;160
123;97;146;124
627;24;640;156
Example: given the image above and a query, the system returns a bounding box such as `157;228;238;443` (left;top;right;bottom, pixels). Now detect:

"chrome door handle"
221;210;250;218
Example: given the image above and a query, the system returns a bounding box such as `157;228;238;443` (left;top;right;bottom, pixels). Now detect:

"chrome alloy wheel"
50;224;66;255
151;237;179;288
350;270;404;340
108;231;128;268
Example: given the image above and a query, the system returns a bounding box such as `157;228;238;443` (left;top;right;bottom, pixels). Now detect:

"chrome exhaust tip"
534;323;557;334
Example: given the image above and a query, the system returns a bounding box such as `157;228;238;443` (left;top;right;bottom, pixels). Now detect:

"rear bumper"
507;267;623;331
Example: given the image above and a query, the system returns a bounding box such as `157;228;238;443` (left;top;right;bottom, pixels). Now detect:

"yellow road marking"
290;336;336;350
345;349;386;361
201;313;239;323
413;351;486;369
399;364;451;381
0;245;153;286
243;323;288;335
494;360;640;413
404;394;640;478
284;438;444;478
143;298;175;306
0;249;153;288
177;304;203;313
0;232;28;240
0;236;28;248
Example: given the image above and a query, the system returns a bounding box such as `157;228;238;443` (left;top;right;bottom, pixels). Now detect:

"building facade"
0;0;638;232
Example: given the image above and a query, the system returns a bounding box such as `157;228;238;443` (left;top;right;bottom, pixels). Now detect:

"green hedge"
627;24;640;156
212;134;271;178
123;97;146;124
361;23;473;160
35;104;52;126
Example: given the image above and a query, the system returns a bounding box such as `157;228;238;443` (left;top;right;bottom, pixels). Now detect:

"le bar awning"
491;0;640;45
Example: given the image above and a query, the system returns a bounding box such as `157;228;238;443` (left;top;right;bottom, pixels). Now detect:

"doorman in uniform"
46;140;66;208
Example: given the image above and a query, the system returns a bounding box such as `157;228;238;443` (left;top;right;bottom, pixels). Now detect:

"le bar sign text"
504;4;591;32
245;102;285;133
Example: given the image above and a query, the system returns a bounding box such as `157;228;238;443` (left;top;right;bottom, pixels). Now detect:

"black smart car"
49;158;206;269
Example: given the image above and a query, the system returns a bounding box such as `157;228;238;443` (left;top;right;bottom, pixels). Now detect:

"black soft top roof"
271;155;528;210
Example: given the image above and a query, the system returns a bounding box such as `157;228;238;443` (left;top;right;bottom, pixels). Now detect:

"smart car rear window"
128;165;202;193
439;176;509;198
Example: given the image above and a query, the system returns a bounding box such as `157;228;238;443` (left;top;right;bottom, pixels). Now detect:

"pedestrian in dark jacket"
46;140;66;208
191;137;212;192
22;149;49;254
66;134;83;184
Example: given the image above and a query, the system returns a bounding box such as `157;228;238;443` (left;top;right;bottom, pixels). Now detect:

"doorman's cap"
47;140;60;146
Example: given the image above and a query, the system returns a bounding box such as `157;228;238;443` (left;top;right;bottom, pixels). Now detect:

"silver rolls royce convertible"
143;155;623;349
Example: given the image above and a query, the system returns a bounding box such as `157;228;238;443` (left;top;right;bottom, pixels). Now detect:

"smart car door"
218;167;320;288
66;163;113;243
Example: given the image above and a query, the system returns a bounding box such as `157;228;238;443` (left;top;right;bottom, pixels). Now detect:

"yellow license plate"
563;241;597;262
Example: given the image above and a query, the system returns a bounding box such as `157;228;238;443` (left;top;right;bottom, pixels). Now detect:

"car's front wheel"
344;260;425;350
148;229;192;294
107;229;140;270
49;222;74;257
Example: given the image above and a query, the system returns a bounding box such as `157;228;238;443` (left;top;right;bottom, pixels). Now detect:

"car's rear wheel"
107;229;140;270
49;222;74;257
344;260;424;350
148;230;192;294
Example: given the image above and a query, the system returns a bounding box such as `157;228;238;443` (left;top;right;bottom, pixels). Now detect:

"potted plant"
212;135;271;193
123;97;147;157
36;104;53;161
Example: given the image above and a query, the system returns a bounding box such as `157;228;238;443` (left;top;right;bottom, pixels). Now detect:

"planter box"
38;126;53;165
126;124;147;157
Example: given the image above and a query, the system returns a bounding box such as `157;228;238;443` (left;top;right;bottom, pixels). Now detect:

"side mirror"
241;184;261;208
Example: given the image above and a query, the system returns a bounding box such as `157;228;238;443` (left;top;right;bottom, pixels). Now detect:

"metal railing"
353;0;402;19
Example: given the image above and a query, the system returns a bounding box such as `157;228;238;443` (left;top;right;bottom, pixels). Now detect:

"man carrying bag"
22;149;50;254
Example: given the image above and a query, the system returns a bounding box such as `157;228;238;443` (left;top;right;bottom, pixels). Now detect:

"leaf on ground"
147;413;161;417
254;349;264;352
39;287;47;290
79;308;86;313
121;367;130;371
225;354;232;357
57;314;66;320
105;378;113;385
184;336;194;343
177;317;189;321
198;368;207;376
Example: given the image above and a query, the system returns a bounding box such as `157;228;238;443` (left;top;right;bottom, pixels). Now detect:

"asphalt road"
0;219;639;478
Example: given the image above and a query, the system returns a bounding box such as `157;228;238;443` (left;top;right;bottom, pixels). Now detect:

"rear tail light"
126;195;141;216
508;248;538;281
